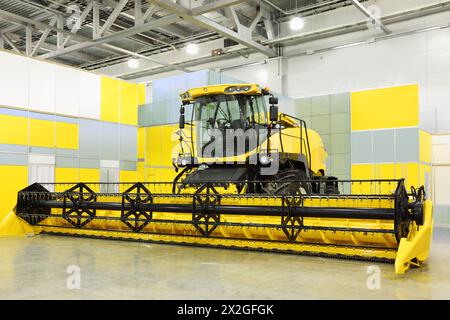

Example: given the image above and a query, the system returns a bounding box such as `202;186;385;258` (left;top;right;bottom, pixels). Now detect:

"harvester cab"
12;84;433;274
173;84;333;195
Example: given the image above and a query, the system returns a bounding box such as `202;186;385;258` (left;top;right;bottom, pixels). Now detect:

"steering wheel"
216;118;232;129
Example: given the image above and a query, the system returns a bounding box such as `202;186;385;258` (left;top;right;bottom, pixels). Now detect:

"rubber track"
40;231;396;264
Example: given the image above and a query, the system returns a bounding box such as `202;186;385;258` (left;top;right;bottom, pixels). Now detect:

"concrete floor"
1;229;450;299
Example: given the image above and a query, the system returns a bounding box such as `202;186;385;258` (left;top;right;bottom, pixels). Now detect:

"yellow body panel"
0;210;37;237
395;200;433;274
351;84;419;131
180;125;327;175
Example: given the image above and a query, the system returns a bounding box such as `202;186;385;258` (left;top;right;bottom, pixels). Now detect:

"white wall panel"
0;51;29;108
433;134;450;165
79;71;101;119
434;167;450;205
29;59;55;113
55;65;79;117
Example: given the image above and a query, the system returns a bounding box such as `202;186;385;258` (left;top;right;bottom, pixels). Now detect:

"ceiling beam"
39;14;178;59
102;43;191;72
152;0;277;57
191;0;247;15
349;0;391;34
0;9;86;42
1;33;21;54
31;16;56;56
99;0;128;36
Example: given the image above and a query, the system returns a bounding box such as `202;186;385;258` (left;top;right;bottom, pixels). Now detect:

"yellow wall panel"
120;170;138;183
376;164;396;193
55;168;79;183
138;83;146;105
395;163;419;190
137;162;145;181
101;76;120;123
56;122;78;149
419;164;431;192
351;164;374;180
351;164;374;194
419;130;432;164
138;127;145;159
79;168;100;192
29;118;55;148
352;163;425;193
79;168;100;182
144;125;179;167
0;165;28;221
144;167;176;182
351;84;419;131
0;114;28;145
120;81;138;125
145;126;162;166
161;125;178;166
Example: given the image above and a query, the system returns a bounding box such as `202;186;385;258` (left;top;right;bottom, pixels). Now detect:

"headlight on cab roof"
180;92;191;99
225;85;251;93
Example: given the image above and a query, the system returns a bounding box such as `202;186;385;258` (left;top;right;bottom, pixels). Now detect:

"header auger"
12;84;433;274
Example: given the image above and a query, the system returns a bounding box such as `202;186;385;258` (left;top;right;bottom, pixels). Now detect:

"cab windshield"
194;94;267;129
193;94;268;155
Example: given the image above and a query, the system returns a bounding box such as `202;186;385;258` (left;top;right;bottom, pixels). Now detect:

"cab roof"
180;84;269;103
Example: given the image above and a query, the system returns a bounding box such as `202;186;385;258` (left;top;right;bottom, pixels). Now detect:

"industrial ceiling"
0;0;449;79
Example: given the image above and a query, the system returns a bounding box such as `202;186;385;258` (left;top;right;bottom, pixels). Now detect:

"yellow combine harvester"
10;84;432;274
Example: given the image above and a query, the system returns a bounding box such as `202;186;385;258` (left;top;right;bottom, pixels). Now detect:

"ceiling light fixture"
185;43;199;55
127;58;139;69
290;16;304;31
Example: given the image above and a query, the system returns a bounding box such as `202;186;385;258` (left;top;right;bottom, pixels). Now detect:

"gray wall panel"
100;122;119;160
330;93;350;114
79;119;100;159
120;125;137;161
79;158;100;168
56;148;78;157
0;153;28;165
0;144;28;153
29;146;54;155
395;127;419;162
120;160;137;171
373;130;395;163
56;156;78;168
351;131;372;163
311;95;330;115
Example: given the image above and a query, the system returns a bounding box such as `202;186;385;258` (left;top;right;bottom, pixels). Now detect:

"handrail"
280;113;312;170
